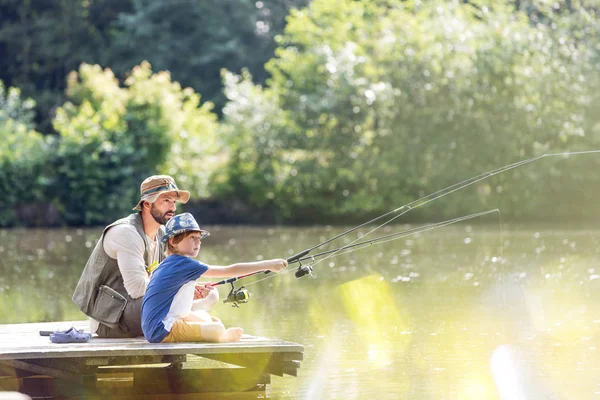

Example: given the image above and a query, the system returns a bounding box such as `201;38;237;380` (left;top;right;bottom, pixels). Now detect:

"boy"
141;213;287;343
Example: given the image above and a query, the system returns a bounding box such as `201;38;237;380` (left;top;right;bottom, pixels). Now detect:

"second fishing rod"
211;150;600;306
283;150;600;278
211;209;500;306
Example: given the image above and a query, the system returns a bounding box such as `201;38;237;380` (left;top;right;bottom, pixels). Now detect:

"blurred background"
1;0;600;399
1;0;600;227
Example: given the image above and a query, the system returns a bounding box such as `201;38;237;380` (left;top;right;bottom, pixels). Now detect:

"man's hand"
194;283;214;300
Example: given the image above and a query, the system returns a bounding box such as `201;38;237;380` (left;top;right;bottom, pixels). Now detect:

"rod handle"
265;249;311;274
287;249;310;264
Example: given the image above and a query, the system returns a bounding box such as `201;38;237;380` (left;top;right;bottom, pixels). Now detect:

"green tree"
221;0;600;222
0;0;133;133
107;0;310;113
48;62;219;225
0;81;49;226
0;0;309;132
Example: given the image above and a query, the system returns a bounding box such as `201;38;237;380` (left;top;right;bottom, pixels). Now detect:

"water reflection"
0;223;598;399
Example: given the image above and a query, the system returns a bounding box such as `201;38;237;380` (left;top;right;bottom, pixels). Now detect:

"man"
72;175;213;338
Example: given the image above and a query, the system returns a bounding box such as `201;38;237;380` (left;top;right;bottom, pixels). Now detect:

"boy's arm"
201;259;288;278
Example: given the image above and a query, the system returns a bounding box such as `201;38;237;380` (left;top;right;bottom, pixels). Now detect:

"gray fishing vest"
72;213;165;329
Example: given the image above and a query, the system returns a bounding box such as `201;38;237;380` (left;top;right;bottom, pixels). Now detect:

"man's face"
149;193;177;225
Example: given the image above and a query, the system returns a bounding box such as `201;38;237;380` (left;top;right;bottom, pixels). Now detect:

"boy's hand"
193;283;214;300
265;258;288;272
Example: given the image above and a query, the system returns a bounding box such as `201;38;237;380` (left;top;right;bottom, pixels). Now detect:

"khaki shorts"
161;320;203;343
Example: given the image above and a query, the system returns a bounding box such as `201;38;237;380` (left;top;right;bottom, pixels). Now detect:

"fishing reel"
223;282;250;308
295;259;314;279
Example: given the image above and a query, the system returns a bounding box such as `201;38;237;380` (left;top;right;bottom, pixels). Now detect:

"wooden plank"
85;354;186;367
0;363;18;377
0;339;302;360
0;338;303;361
200;353;276;372
283;360;301;377
0;359;85;383
0;319;303;397
0;376;21;391
17;369;269;398
95;371;133;384
20;375;93;398
200;353;300;377
283;351;304;361
26;357;93;374
0;321;303;360
131;368;270;394
69;392;267;400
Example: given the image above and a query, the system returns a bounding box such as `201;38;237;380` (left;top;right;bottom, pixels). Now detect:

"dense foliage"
220;0;600;222
0;82;49;225
0;0;308;132
45;62;220;225
1;0;599;226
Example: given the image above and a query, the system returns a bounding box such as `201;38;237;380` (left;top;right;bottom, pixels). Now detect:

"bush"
0;82;50;226
220;0;600;222
47;62;220;225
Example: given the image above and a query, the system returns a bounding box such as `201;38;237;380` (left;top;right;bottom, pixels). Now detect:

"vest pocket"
93;285;127;326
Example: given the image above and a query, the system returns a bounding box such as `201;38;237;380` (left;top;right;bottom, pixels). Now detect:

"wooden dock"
0;321;303;399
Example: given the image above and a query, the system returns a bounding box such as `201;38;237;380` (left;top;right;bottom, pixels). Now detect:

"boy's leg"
200;323;243;342
191;288;219;312
183;310;213;323
217;327;244;342
162;320;243;343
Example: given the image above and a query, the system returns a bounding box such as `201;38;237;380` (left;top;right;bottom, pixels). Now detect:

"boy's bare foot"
218;327;243;342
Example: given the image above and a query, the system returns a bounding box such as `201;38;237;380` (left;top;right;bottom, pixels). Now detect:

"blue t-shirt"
141;254;209;343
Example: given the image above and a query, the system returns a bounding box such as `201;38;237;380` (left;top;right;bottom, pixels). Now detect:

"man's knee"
121;296;143;336
97;297;143;338
96;322;131;338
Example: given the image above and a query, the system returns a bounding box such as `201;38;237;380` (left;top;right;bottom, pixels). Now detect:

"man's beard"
150;204;174;225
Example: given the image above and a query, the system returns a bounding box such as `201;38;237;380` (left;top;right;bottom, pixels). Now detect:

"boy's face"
174;232;202;257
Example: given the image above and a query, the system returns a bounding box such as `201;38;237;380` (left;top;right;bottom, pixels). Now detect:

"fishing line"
284;150;600;272
303;209;500;273
307;209;500;263
245;209;500;287
219;150;600;293
278;149;600;281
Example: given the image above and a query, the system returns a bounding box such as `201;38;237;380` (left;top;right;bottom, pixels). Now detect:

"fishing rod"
284;150;600;278
212;209;499;306
207;271;267;307
290;209;499;278
211;150;600;306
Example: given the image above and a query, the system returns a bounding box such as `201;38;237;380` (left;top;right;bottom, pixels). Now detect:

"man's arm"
103;224;149;299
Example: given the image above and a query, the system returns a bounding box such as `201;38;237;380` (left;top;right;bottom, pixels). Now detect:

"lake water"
0;222;599;399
